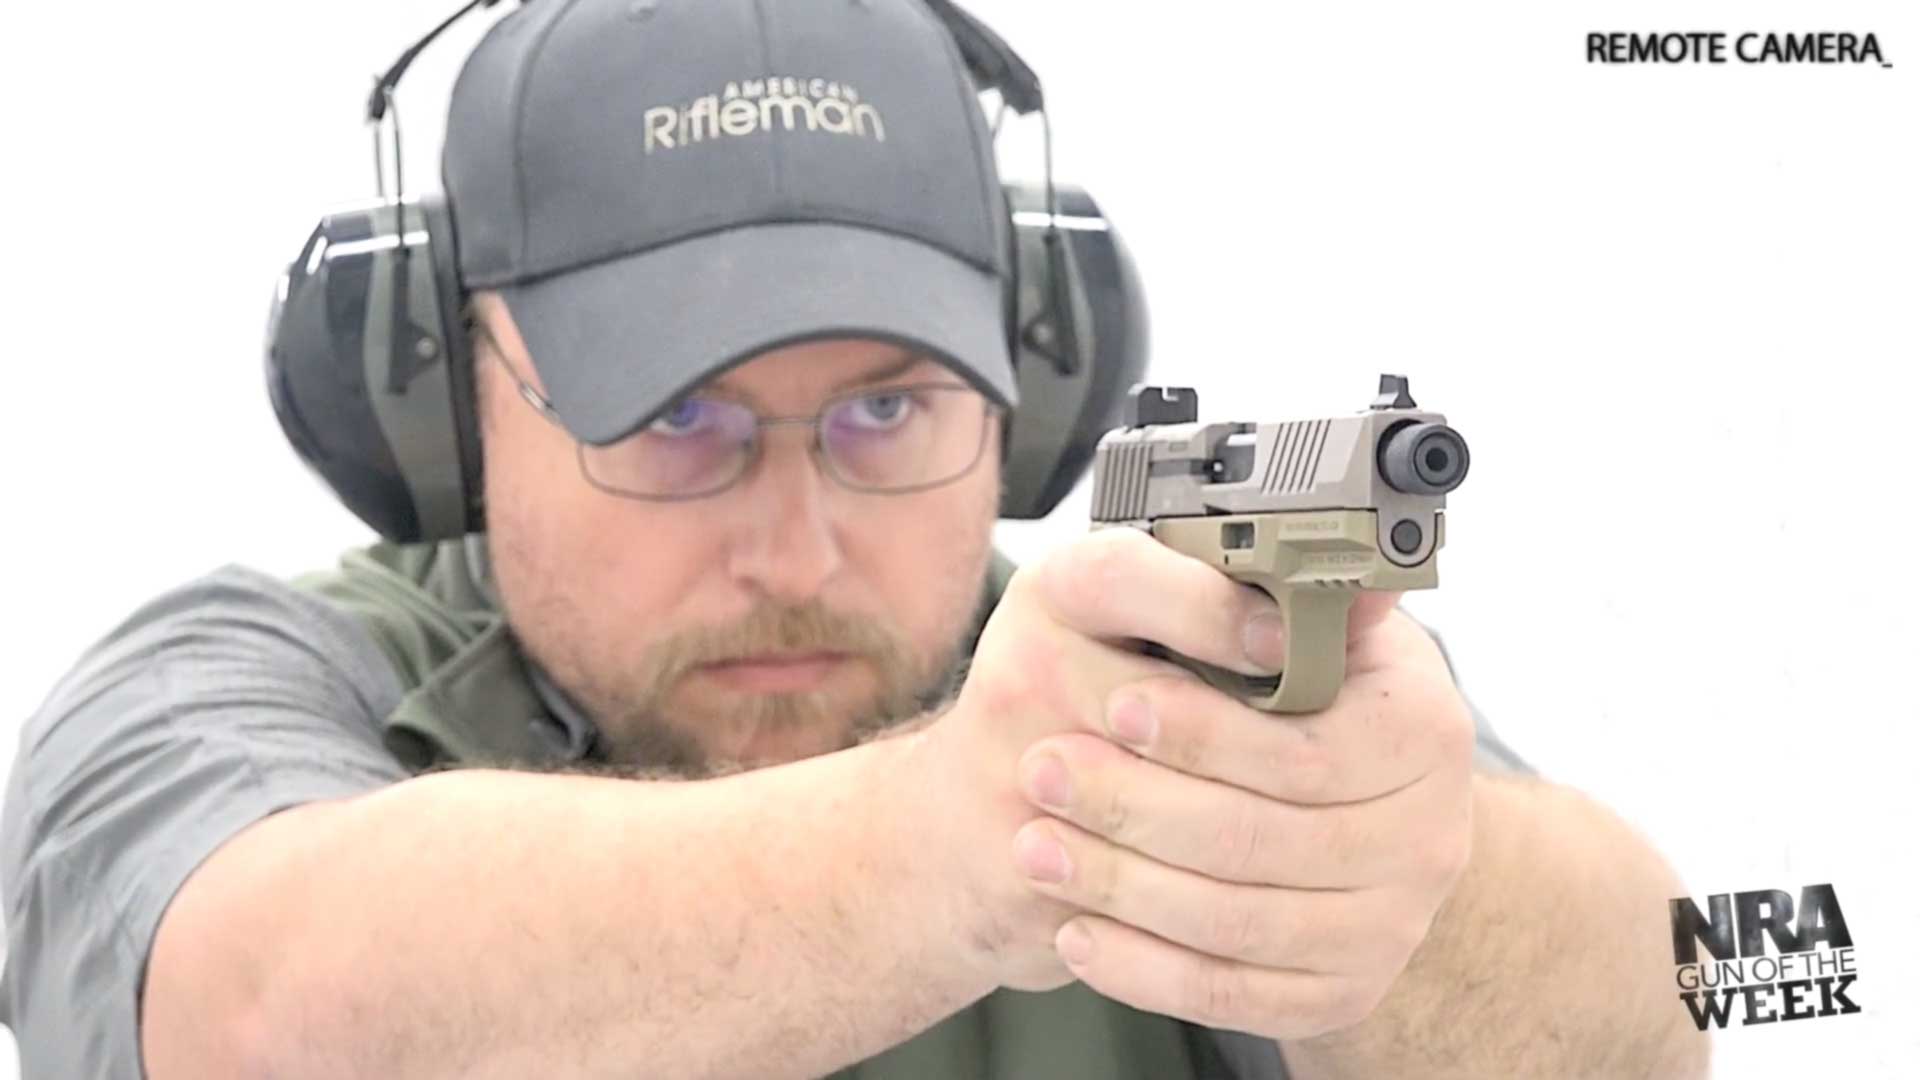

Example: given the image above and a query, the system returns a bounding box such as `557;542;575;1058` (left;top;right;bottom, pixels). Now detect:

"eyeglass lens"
576;385;988;498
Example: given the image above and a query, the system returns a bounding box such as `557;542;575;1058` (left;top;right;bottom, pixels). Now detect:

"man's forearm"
143;728;990;1080
1278;772;1710;1080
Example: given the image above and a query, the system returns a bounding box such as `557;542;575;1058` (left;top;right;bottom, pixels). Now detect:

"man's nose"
723;432;844;603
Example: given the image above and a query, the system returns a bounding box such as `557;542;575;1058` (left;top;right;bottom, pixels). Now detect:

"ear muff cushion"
421;196;486;535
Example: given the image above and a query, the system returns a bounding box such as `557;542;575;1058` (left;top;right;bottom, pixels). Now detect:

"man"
1;0;1706;1076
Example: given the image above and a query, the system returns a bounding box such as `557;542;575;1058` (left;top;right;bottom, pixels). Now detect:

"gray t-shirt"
0;548;1527;1078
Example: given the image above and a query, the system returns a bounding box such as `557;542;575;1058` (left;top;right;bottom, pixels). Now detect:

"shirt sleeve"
0;565;411;1078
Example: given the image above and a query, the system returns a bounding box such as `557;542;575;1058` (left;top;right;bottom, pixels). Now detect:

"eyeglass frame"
471;322;1005;502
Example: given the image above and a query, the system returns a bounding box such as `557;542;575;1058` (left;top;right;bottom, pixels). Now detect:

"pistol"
1087;376;1469;713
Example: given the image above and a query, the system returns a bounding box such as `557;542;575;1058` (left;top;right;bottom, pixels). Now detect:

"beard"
488;535;988;783
568;595;972;780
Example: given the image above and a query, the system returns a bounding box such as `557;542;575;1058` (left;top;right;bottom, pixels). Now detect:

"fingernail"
1014;826;1073;884
1056;920;1095;965
1243;612;1287;672
1107;693;1156;747
1023;752;1075;811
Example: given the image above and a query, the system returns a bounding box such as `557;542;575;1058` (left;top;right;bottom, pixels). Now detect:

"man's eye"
649;399;715;436
842;392;914;430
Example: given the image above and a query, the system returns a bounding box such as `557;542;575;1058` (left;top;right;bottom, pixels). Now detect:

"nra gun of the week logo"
1669;883;1861;1030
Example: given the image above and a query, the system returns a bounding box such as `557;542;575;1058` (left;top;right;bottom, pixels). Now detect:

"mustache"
636;600;912;687
573;596;974;778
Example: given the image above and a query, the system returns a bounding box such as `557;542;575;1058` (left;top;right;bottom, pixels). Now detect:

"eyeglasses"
482;335;999;502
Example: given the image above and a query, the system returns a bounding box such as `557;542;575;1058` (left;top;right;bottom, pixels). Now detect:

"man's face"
470;291;1003;777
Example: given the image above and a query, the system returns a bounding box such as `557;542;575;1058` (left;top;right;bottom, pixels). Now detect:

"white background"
3;1;1916;1076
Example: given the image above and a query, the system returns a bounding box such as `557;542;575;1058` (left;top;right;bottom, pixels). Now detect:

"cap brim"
499;222;1016;446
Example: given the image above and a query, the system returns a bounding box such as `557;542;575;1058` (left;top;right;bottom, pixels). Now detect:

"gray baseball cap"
443;0;1018;445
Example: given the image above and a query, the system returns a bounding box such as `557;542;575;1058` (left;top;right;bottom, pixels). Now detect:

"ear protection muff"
265;0;1149;542
267;194;483;541
998;180;1150;520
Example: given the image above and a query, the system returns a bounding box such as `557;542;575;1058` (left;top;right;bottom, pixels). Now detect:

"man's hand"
915;525;1477;1037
